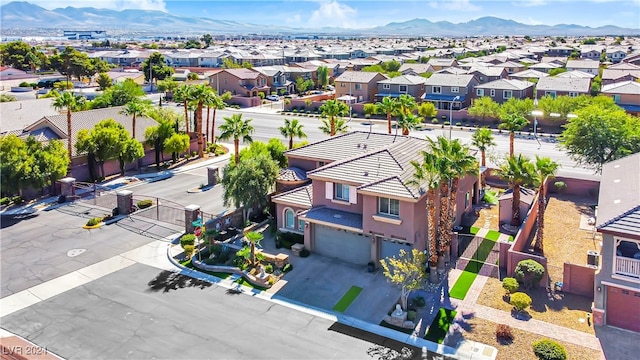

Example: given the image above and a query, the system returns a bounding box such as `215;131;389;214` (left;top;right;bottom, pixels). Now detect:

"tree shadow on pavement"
146;270;212;293
0;213;39;229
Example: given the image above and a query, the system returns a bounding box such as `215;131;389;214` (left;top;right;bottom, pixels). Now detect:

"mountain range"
1;1;638;36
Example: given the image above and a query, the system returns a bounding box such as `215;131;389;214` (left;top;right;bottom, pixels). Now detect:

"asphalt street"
0;263;430;360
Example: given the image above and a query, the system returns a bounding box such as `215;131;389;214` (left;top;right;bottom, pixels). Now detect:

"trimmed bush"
137;199;153;209
264;263;274;273
282;263;293;272
515;259;545;289
183;244;195;258
180;234;196;248
510;292;532;312
554;181;567;193
86;217;102;226
407;310;417;322
431;118;439;124
1;197;10;205
275;231;304;249
495;324;514;343
532;339;567;360
502;277;519;294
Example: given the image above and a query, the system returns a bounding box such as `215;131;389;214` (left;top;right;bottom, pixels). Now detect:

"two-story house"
606;47;628;64
474;79;535;104
593;152;640;332
253;66;295;95
208;68;270;98
565;59;600;76
272;131;479;265
535;77;591;99
422;73;479;110
467;66;508;84
334;71;388;104
375;75;427;101
601;81;640;116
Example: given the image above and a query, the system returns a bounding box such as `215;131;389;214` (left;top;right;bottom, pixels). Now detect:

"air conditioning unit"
587;250;600;266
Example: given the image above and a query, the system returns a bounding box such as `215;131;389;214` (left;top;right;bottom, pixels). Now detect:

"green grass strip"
333;286;363;312
449;237;498;299
449;271;477;300
424;308;457;344
235;277;268;291
475;238;497;260
470;226;480;235
485;230;501;242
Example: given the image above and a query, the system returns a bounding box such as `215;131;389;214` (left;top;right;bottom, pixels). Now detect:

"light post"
449;95;460;139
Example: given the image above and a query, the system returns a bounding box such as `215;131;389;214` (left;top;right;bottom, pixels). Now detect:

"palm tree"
397;113;422;136
397;94;417;117
52;91;83;171
319;99;349;136
471;127;496;188
532;156;560;255
120;98;150;140
279;118;307;149
210;92;230;143
319;117;348;136
174;84;193;133
496;154;536;226
499;113;529;157
144;117;175;168
375;96;399;134
217;114;254;164
409;153;441;283
190;84;213;158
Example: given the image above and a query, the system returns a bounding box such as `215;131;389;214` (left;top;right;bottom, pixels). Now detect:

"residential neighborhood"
1;2;640;360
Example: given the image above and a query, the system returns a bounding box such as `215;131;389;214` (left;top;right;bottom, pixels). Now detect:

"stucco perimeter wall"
547;176;600;197
563;262;596;297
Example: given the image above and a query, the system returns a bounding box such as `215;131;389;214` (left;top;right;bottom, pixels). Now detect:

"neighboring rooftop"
596;152;640;237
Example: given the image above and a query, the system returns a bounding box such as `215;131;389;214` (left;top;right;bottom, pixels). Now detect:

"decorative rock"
402;321;415;329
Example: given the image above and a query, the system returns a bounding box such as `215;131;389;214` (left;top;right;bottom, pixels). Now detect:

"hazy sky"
14;0;640;29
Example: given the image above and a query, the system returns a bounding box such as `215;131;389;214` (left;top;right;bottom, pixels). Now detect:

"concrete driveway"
260;231;400;324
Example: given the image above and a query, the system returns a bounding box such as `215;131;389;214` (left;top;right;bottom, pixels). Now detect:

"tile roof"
423;73;476;87
566;59;600;69
378;75;428;85
554;70;596;79
475;79;534;90
596;153;640;236
277;167;308;182
398;63;433;74
272;184;313;208
334;71;386;83
509;69;550;79
285;131;407;162
536;77;591;92
601;80;640;95
0;98;59;133
224;68;262;79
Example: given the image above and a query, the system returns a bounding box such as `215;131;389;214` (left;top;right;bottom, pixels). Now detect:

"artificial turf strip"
470;226;480;235
485;230;501;241
449;271;477;300
333;286;363;312
449;237;499;300
424;308;457;344
483;190;499;205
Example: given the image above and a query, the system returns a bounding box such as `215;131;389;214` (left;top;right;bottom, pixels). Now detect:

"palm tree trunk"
437;182;450;274
132;114;136;139
211;108;217;143
402;128;409;136
509;131;515;157
183;100;189;133
481;150;486;167
196;102;204;158
512;183;521;226
387;112;391;134
206;106;211;145
289;136;293;150
330;116;335;136
66;109;72;174
234;138;240;164
447;177;461;262
534;183;545;254
427;190;439;283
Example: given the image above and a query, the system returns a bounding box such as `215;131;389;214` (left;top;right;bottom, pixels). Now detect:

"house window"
298;218;305;231
490;89;496;97
378;197;400;217
568;92;578;97
399;85;408;92
284;209;295;229
383;84;390;90
318;161;326;167
545;91;557;99
476;88;484;96
341;83;346;87
355;83;362;90
613;94;621;103
503;90;512;99
432;86;442;94
451;87;459;93
465;192;470;209
335;183;350;201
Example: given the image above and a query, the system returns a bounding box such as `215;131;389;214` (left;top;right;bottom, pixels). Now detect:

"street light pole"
449;95;460;140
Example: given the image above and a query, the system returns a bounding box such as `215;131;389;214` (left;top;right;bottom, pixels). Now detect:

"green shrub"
0;197;9;205
554;181;567;193
502;277;519;294
282;263;293;272
264;264;273;273
510;292;532;312
275;231;304;249
515;259;545;289
0;94;17;102
407;310;417;322
455;122;462;126
413;295;426;307
431;118;439;124
137;199;153;209
180;234;196;247
532;339;567;360
86;217;102;226
443;121;450;126
183;244;195;258
11;196;23;204
300;248;310;257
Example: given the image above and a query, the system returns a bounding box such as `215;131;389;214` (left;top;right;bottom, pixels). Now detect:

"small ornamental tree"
532;339;567;360
379;248;426;310
502;277;519;295
510;292;532;312
514;259;545;289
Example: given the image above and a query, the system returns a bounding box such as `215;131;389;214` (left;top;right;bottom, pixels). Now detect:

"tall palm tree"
496;154;536;226
319;99;349;136
210;92;230;143
120;98;150;140
279;118;307;149
375;96;399;134
532;156;560;255
174;84;193;133
471;127;496;188
217;114;255;164
397;113;422;136
190;84;213;158
397;93;417;116
52;91;83;172
498;113;529;157
319;117;348;136
409;153;441;283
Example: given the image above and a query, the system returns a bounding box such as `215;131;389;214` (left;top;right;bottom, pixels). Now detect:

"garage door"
607;286;640;332
380;237;413;261
314;224;370;265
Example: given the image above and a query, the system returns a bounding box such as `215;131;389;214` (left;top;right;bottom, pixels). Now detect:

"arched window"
284;209;295;229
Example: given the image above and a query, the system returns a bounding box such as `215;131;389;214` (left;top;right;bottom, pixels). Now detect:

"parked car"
266;94;280;101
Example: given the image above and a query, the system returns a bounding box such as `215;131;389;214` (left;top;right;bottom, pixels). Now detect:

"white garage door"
314;224;370;265
381;238;413;261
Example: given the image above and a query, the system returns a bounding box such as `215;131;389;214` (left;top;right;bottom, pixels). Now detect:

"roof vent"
363;144;367;150
357;143;361;148
364;171;369;176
